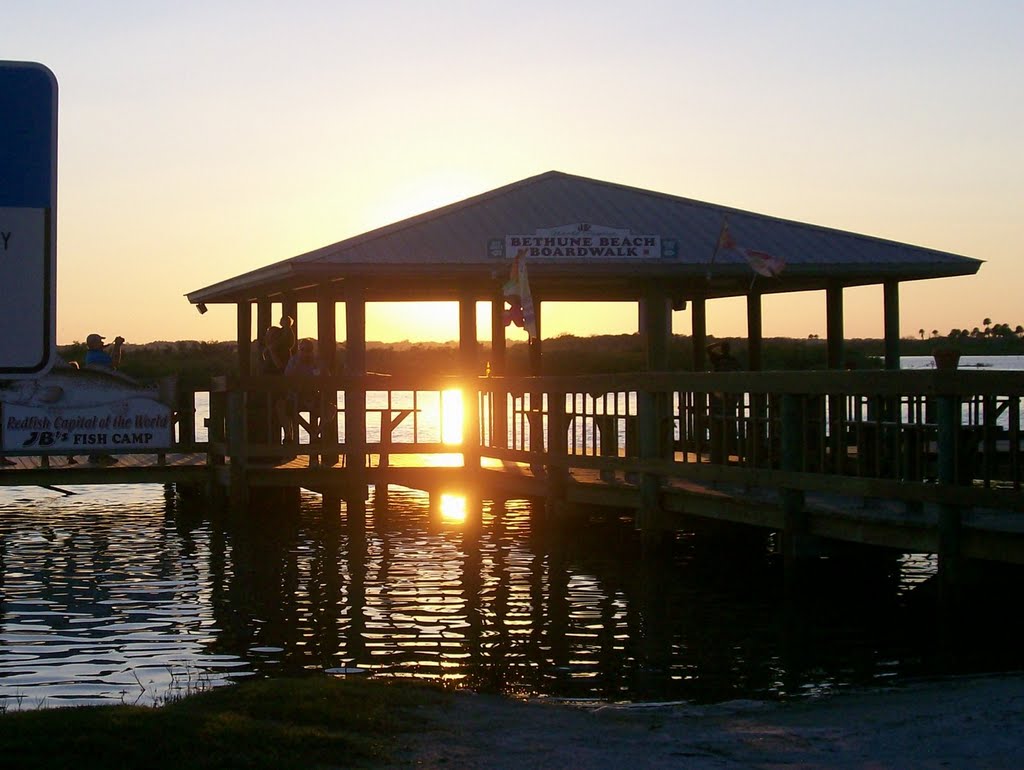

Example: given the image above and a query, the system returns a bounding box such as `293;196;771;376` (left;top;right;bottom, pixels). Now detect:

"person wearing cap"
82;333;125;466
84;333;125;369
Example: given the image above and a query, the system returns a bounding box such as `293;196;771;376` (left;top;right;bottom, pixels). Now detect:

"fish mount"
0;362;177;409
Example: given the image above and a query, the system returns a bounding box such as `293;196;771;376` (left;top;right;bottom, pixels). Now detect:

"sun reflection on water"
441;388;463;444
439;493;467;523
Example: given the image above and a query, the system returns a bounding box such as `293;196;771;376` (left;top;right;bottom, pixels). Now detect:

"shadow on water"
2;482;1023;709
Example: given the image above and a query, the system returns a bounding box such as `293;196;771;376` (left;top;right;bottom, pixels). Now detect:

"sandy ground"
388;674;1024;768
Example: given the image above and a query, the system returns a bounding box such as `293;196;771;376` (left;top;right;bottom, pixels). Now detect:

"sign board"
1;398;174;453
0;61;57;378
489;223;678;260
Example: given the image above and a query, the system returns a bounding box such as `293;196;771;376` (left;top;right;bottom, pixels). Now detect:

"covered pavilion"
186;170;982;377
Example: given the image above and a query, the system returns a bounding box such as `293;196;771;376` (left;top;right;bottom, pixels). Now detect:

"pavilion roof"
186;170;982;305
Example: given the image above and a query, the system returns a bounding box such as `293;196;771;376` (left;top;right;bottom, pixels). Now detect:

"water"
2;355;1022;711
900;354;1024;371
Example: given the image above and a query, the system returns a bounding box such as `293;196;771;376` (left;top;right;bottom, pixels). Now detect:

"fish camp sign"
0;368;174;452
3;399;172;452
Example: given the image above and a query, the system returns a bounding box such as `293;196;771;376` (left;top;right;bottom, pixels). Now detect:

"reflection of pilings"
488;500;512;691
545;522;570;676
781;393;809;594
312;492;343;665
344;497;368;667
461;501;484;683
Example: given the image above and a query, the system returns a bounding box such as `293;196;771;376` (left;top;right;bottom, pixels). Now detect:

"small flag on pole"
503;248;538;339
713;217;786;279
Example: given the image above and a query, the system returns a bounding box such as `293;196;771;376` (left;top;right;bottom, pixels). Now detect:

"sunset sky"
6;1;1022;346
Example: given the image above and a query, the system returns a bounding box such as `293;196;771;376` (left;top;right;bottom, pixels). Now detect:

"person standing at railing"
83;332;126;465
278;338;320;443
84;332;125;370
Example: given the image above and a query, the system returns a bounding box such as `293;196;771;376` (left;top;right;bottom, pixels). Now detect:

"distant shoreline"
52;334;1024;386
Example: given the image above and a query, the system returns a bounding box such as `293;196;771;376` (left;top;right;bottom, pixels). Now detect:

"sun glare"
441;389;463;445
439;493;467;523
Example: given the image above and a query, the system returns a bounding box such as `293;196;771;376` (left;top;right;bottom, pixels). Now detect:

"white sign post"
0;207;50;371
0;61;57;378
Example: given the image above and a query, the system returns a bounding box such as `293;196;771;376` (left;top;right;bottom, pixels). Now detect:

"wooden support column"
883;280;901;370
490;289;507;449
459;293;478;374
546;387;568;517
317;284;338;466
746;291;763;371
237;301;252;378
282;292;298;353
691;295;707;371
526;303;543;470
345;283;367;477
641;288;669;371
638;286;669;535
317;284;337;374
459;292;481;469
226;388;248;511
256;298;271;348
528;300;542;375
826;284;844;370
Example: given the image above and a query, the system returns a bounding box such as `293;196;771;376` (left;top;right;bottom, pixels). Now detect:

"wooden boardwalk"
3;447;1023;567
3;368;1023;596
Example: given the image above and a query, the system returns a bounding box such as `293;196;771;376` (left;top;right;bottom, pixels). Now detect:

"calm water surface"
1;355;1022;710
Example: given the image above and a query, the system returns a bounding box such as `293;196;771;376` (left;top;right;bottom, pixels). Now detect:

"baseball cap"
86;333;106;346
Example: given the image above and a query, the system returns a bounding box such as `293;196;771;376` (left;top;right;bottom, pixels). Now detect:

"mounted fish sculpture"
0;365;175;409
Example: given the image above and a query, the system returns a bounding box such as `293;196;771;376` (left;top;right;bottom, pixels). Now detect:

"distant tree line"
56;325;1023;386
918;318;1024;341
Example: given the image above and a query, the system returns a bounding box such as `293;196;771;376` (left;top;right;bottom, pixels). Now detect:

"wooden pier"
3;369;1023;594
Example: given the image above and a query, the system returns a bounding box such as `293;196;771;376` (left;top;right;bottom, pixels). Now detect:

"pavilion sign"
489;223;678;260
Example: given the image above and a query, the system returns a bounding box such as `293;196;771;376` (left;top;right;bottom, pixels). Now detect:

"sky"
6;1;1023;346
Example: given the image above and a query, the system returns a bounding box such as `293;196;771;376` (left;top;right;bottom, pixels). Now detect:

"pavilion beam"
237;301;252;378
256;299;271;349
826;284;844;370
490;288;506;375
640;289;670;371
345;283;367;476
746;291;763;371
691;295;707;371
315;284;339;468
317;284;337;374
528;300;542;376
490;288;507;449
459;292;478;375
883;280;901;370
282;292;298;353
638;285;671;538
459;292;481;469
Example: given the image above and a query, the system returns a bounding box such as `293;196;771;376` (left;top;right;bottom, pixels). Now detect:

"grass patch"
0;675;448;769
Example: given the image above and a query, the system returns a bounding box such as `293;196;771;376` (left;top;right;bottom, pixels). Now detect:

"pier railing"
199;369;1022;511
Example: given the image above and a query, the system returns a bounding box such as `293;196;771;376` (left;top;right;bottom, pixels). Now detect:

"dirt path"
388;674;1024;768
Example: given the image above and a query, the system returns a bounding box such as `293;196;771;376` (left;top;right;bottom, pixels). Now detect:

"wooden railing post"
780;393;808;589
936;392;963;604
637;386;663;534
226;388;248;511
463;376;482;470
546;388;568;515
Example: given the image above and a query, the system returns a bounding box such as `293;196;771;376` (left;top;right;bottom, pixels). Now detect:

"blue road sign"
0;61;57;377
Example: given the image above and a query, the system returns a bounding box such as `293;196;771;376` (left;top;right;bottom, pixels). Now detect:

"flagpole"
706;213;729;281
